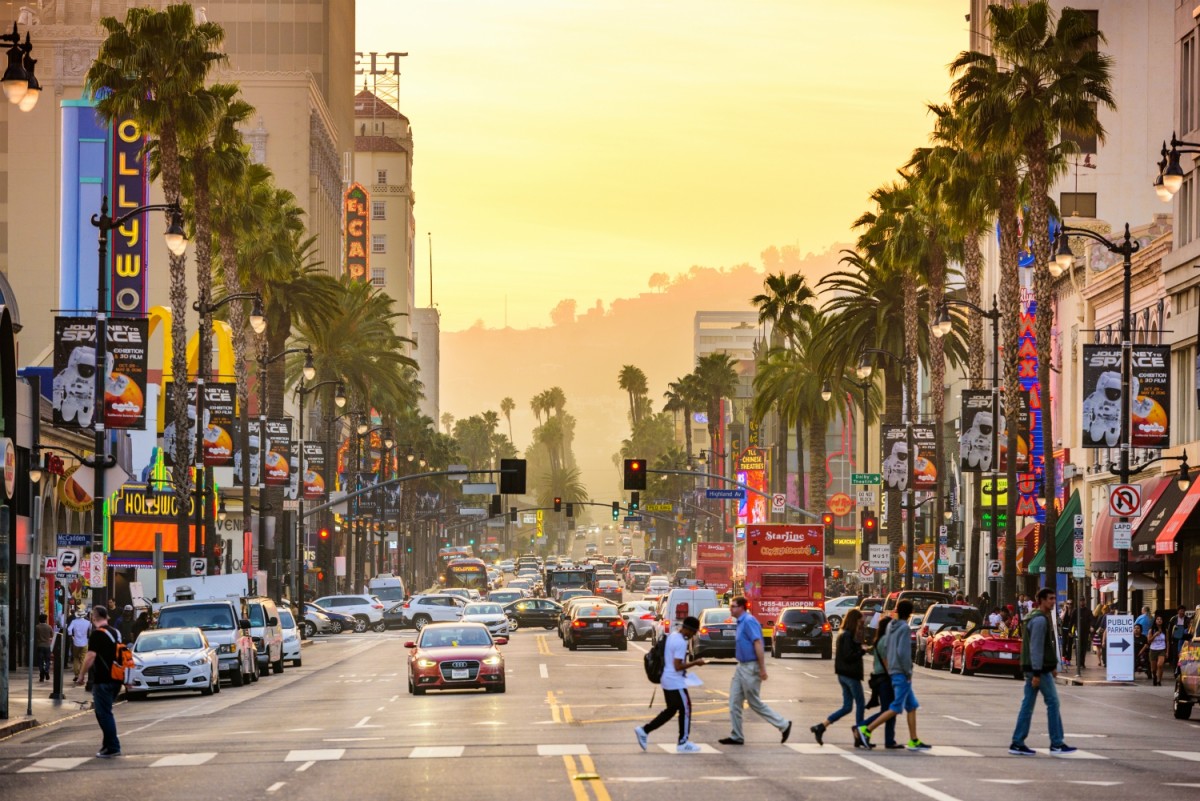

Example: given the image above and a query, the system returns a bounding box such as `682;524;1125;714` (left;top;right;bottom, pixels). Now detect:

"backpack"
644;634;667;684
102;628;135;683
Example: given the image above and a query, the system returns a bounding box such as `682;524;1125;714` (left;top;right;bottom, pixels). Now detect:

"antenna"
427;231;433;308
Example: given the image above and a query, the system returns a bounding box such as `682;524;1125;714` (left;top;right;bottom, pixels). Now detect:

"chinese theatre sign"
344;183;369;282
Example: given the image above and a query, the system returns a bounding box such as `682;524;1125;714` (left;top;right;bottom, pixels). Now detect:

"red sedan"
924;628;966;670
406;622;508;695
950;628;1023;678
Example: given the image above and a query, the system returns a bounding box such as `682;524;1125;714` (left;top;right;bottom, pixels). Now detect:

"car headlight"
482;656;502;666
218;644;236;654
189;657;209;667
416;658;438;668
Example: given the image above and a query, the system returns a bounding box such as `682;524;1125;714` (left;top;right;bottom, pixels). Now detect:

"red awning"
1093;475;1173;566
1157;474;1200;554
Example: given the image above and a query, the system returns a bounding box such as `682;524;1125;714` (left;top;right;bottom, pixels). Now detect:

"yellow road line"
578;755;612;801
537;635;552;656
548;690;562;723
562;756;590;801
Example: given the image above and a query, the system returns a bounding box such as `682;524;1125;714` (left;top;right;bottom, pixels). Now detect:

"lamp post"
325;407;364;592
294;379;344;603
823;376;874;563
1;23;41;112
358;423;391;581
934;294;1003;603
89;196;186;598
1054;224;1139;611
857;347;915;590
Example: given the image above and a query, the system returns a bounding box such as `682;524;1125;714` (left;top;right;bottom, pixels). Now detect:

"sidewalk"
1055;662;1145;687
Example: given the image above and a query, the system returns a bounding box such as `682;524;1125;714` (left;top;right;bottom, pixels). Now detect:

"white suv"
401;594;466;629
311;594;386;632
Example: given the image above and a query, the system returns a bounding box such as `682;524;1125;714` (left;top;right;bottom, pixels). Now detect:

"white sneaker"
634;727;648;751
676;741;702;754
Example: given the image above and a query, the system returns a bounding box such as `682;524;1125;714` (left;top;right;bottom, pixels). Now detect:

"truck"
162;573;250;603
732;524;826;637
543;566;595;600
690;542;735;595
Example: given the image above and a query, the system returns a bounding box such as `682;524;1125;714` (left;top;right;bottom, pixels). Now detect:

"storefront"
1152;471;1200;610
1026;491;1081;592
1090;474;1172;613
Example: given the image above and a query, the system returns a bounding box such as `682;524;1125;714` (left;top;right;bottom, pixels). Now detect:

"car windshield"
622;602;653;614
926;606;981;629
464;603;503;616
576;605;618;618
279;610;295;628
158;604;235;631
371;586;406;602
248;603;266;627
419;627;493;648
702;609;735;624
598;581;618;589
490;592;521;602
629;565;651;573
134;630;204;652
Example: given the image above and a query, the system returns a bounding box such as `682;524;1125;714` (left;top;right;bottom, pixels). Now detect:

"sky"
356;1;968;333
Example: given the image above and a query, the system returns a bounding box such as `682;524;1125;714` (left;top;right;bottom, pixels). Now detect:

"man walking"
35;614;54;682
66;610;92;681
635;616;705;753
74;605;123;758
1009;588;1076;756
718;596;791;745
857;599;930;751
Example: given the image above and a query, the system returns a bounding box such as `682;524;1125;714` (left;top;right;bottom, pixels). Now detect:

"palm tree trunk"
794;416;805;510
998;167;1022;607
194;159;214;570
809;418;827;524
883;365;903;591
266;303;290;597
776;407;789;501
963;226;986;600
219;221;252;583
683;409;693;460
928;242;947;589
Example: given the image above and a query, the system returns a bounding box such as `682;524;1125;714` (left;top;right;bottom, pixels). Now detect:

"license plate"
593;622;604;628
999;652;1014;659
451;669;469;680
724;630;737;637
794;639;810;647
158;677;174;685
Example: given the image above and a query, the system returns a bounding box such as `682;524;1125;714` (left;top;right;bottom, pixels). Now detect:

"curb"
301;638;314;648
1056;675;1136;687
0;717;37;739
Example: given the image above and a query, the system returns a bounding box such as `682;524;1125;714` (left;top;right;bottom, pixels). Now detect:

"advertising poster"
202;383;236;467
960;389;998;473
303;442;327;501
1131;345;1170;448
1000;390;1031;472
1082;345;1171;449
880;425;910;492
1081;345;1123;448
53;317;149;431
263;419;293;487
910;423;937;492
735;446;769;527
233;419;262;487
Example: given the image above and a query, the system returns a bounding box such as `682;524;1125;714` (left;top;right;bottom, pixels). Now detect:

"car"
626;566;653;592
301;605;332;637
156;598;257;686
382;603;410;630
310;594;386;632
645;578;671;596
498;560;516;573
557;588;593;604
621;535;631;545
672;568;694;587
245;596;286;674
575;531;587;540
558;596;609;638
487;589;525;605
604;536;615;546
460;602;511;637
505;598;562;630
771;607;833;659
914;605;981;667
691;607;737;659
613;557;630;574
924;626;969;670
405;622;508;695
950;625;1023;677
1175;635;1200;719
307;603;357;635
401;594;467;630
622;547;633;557
619;601;658;641
824;595;861;630
443;588;473;602
585;543;599;555
368;574;407;605
125;627;220;700
881;590;953;620
653;588;720;642
279;608;303;667
594;580;623;604
563;603;627;650
857;597;886;645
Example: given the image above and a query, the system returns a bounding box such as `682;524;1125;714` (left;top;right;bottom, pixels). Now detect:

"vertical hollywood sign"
1017;302;1044;519
111;117;149;313
344;183;369;282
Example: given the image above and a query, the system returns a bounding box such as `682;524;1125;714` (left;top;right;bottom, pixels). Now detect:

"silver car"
619;600;659;641
126;627;220;700
460;602;511;637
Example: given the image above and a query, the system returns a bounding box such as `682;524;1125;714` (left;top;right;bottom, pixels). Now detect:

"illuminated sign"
1017;292;1043;519
110;117;149;313
344;183;369;282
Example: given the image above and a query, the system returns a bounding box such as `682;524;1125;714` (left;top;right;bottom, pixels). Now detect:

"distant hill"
440;243;851;501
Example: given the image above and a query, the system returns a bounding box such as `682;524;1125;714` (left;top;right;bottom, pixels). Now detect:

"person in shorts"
857;599;930;750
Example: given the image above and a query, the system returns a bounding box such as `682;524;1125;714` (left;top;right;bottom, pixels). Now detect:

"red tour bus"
692;542;735;594
733;524;826;636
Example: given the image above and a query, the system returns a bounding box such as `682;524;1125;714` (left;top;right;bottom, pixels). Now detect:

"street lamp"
934;294;1003;602
294;378;343;603
0;24;37;109
1054;223;1140;611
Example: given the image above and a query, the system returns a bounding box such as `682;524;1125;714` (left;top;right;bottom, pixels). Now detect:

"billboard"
344;183;370;282
201;383;236;467
880;425;910;492
910;423;937;492
960;389;997;473
744;524;824;564
263;419;293;487
302;441;328;501
735;446;769;526
53;316;148;431
1082;345;1171;449
233;419;262;487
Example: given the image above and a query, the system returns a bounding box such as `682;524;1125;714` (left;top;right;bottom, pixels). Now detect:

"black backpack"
644;635;667;684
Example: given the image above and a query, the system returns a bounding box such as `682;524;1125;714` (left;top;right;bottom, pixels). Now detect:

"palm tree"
441;412;455;435
694;353;739;467
752;271;816;348
618;365;649;427
545;387;567;418
500;397;515;444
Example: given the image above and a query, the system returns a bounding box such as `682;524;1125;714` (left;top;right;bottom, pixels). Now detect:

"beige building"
0;0;355;365
411;307;440;425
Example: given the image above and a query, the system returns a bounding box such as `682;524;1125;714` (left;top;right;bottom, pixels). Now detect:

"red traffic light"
864;514;877;531
821;513;834;527
319;528;330;540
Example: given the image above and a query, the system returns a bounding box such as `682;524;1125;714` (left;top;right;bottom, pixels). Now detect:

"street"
2;618;1199;801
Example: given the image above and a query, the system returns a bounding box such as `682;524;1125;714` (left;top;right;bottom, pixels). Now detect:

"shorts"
889;673;918;714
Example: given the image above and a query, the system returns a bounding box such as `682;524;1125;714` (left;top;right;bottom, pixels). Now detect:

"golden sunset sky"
356;1;967;333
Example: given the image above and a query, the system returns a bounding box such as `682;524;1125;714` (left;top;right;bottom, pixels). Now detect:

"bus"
732;524;826;637
443;558;489;591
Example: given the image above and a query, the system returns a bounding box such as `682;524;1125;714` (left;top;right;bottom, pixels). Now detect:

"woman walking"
858;616;900;749
811;609;866;745
1144;615;1169;686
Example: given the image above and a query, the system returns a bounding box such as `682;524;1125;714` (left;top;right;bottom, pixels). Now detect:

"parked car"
924;626;968;671
857;597;886;645
824;595;861;630
1175;635;1200;719
301;605;332;637
125;627;220;700
950;625;1023;678
307;603;356;635
619;600;658;641
278;608;303;667
771;607;833;659
505;598;562;630
310;594;387;632
405;622;507;695
244;595;285;675
914;605;981;667
156;599;256;686
691;607;737;660
400;594;467;630
382;603;410;630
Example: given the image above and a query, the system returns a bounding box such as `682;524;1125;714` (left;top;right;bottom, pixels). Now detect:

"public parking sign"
1105;614;1135;681
987;559;1003;578
56;547;81;574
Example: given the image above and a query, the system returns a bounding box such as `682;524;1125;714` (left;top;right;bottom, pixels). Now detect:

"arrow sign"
1112;638;1131;652
705;488;745;500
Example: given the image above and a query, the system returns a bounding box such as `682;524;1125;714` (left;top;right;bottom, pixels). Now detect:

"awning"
1133;474;1191;553
1098;575;1160;593
1015;523;1036;575
1156;472;1200;554
1026;490;1081;574
1091;475;1173;571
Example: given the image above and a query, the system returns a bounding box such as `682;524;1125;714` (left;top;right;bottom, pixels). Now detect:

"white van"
368;574;407;605
653;588;720;642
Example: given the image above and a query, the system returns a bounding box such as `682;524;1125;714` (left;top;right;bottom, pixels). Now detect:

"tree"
752;271;816;349
618;365;649;427
500;397;515;444
693;353;739;466
441;412;455;435
663;373;703;460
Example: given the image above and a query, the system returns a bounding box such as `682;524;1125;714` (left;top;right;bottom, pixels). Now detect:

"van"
368;573;407;605
244;596;285;675
157;598;257;686
654;588;720;642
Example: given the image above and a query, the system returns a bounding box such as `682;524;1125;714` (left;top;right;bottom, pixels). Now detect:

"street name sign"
705;488;745;500
852;473;881;485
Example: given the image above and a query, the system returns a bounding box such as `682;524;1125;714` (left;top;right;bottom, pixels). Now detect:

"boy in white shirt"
636;616;705;753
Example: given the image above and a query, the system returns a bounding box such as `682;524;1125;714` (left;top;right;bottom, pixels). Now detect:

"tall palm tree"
663;373;702;462
440;413;455;436
752;271;816;349
500;397;515;444
618;365;649;427
694;353;739;467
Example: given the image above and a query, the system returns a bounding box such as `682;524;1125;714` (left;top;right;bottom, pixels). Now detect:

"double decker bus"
443;558;489;591
732;524;826;636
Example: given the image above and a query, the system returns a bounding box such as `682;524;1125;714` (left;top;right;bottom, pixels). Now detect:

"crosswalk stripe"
1155;751;1200;762
284;749;344;763
537;744;589;756
656;743;721;754
408;746;464;759
18;757;91;773
150;753;217;768
1069;781;1121;786
909;746;982;758
787;744;848;755
981;779;1033;784
1050;749;1106;760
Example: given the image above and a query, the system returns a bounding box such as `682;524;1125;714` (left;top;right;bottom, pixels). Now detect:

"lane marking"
609;777;668;782
287;728;321;732
29;742;72;757
1164;783;1200;788
562;756;590;801
19;757;91;773
285;749;344;763
841;753;963;801
579;754;613;801
540;664;549;679
802;672;820;679
1069;781;1121;786
787;744;847;755
409;746;464;758
351;716;381;729
295;761;315;772
941;715;981;727
324;737;385;742
376;706;385;711
1155;751;1200;762
911;746;982;758
150;753;217;768
1051;749;1107;760
981;779;1032;785
628;642;649;653
388;695;399;702
539;744;589;756
267;782;286;793
1065;733;1107;738
702;776;755;781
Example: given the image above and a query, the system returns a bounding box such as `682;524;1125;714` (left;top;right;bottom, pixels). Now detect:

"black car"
594;581;623;604
690;607;737;659
382;603;409;630
504;599;562;630
308;602;357;635
858;597;886;646
771;607;832;659
563;603;627;651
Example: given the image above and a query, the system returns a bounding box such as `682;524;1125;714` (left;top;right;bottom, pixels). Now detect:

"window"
371;267;386;287
372;200;386;220
1062;103;1097;155
1059;192;1096;218
376;169;387;184
1173;346;1196;445
372;234;386;254
1184;34;1196;135
1181;173;1195;247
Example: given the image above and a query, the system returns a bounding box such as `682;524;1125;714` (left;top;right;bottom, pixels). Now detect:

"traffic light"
468;538;475;546
509;506;518;522
630;491;640;511
861;510;877;561
822;512;835;556
566;502;574;518
315;566;326;582
490;494;502;515
623;459;647;491
612;501;620;520
554;497;562;513
500;458;527;495
319;527;330;541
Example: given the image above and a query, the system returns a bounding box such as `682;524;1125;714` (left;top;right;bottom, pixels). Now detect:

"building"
412;307;440;425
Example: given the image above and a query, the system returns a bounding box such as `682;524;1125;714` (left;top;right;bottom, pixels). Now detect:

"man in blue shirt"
1135;606;1153;639
718;597;792;746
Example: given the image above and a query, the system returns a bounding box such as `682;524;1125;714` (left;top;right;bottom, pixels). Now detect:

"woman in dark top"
810;608;865;745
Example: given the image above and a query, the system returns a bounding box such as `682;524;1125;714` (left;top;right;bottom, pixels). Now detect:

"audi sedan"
405;622;507;695
126;627;220;700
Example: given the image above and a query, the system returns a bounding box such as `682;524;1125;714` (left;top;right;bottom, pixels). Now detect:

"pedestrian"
35;613;54;682
635;615;705;753
718;596;792;746
1092;603;1108;668
73;605;123;758
988;607;1003;628
1076;602;1094;670
1169;606;1191;666
1145;615;1169;686
860;617;900;748
131;610;152;642
1059;600;1075;667
1133;624;1150;680
1009;588;1076;755
857;599;930;751
119;605;135;643
1134;605;1153;637
810;608;865;746
66;609;92;681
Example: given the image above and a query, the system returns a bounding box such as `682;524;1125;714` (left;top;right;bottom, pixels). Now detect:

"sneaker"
852;726;864;748
885;743;906;749
95;749;120;758
1009;744;1037;756
677;741;702;754
781;721;792;743
857;725;874;750
1050;744;1077;755
906;739;932;751
717;737;744;745
634;726;648;751
810;722;825;746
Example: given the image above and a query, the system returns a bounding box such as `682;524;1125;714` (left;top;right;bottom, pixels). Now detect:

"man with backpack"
1009;588;1077;756
636;615;705;753
74;605;129;758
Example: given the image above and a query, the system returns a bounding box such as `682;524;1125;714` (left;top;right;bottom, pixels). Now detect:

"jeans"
644;688;690;745
35;646;51;680
92;682;122;754
1011;674;1063;748
729;662;788;740
826;675;864;726
863;674;897;746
